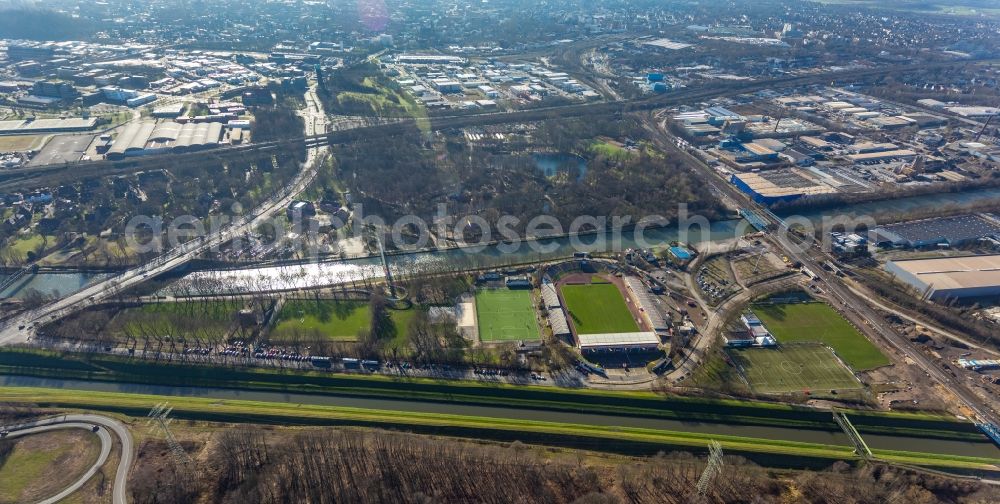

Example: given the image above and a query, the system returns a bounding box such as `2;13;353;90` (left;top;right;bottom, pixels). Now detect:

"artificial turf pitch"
752;302;890;371
730;344;863;394
560;282;639;335
475;289;539;342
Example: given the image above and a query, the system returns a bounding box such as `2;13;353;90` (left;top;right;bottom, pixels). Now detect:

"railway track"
0;58;983;192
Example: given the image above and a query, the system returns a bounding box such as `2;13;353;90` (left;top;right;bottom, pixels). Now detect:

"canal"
8;187;1000;299
3;375;998;460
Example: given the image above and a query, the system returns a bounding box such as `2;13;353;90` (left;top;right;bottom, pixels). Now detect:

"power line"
696;440;724;497
147;402;192;467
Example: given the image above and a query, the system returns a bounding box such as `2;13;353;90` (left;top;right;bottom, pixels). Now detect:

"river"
10;187;1000;298
0;271;108;300
167;219;750;294
2;375;998;460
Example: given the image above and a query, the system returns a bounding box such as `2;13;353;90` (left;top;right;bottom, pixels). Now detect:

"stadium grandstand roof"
578;332;660;350
541;283;561;309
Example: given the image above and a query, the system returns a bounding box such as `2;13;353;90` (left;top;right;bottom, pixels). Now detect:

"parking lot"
28;134;96;166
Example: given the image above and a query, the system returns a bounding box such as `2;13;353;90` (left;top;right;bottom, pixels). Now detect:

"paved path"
3;414;134;504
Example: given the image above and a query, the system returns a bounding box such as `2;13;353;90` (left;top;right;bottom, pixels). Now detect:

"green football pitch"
729;344;863;394
475;289;539;342
752;301;890;371
560;283;639;335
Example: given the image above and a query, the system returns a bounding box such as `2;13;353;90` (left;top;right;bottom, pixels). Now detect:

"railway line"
642;107;1000;429
0;58;984;192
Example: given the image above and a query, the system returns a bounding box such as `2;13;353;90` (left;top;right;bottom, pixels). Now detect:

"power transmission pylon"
148;402;192;466
696;440;724;497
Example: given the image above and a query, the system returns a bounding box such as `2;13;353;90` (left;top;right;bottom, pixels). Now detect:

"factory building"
0;117;97;134
735;142;779;163
847;149;917;163
107;120;224;159
730;170;836;205
396;54;466;65
871;214;1000;248
885;255;1000;300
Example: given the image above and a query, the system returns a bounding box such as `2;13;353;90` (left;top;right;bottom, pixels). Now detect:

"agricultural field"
475;289;539;342
560;282;639;334
730;344;863;394
752;301;890;370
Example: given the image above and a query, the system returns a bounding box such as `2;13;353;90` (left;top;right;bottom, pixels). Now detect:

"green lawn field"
752;302;890;370
561;283;639;334
475;289;539;342
273;300;369;341
112;301;237;339
730;344;863;394
272;300;416;344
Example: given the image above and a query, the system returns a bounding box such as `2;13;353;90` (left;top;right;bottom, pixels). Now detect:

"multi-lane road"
2;413;134;504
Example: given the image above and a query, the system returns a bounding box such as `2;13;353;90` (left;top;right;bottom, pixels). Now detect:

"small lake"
534;153;587;180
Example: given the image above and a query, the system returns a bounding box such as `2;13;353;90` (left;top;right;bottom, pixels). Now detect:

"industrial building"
871;214;1000;248
577;332;660;352
885;254;1000;300
107;120;224;159
847;149;917;163
730;170;836;205
396;54;466;65
0;117;97;134
640;38;693;50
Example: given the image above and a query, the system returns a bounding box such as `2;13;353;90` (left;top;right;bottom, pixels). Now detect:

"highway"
0;83;329;345
2;413;134;504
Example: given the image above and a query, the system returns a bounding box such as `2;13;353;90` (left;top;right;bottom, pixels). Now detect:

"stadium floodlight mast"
696;440;724;497
147;402;192;466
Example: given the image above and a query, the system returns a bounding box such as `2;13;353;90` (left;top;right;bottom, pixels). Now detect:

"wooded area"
126;426;999;504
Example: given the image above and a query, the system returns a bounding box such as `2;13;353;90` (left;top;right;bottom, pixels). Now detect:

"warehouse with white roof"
885;254;1000;300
